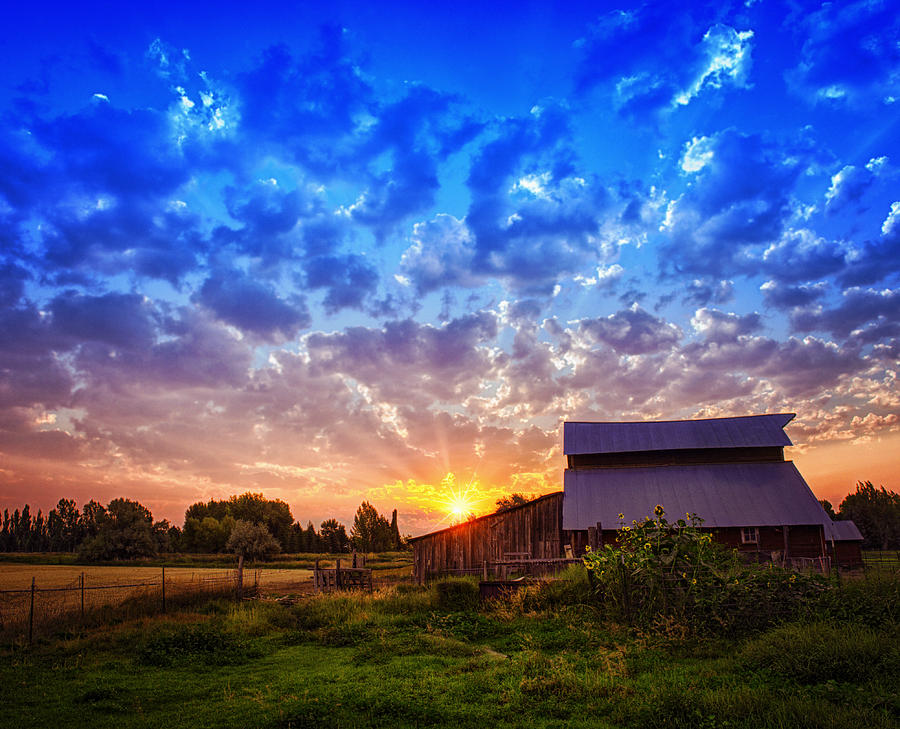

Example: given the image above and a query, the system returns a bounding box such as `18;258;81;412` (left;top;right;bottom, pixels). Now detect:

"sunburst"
435;472;479;526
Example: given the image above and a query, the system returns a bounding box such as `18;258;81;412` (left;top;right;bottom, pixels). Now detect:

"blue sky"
1;0;898;531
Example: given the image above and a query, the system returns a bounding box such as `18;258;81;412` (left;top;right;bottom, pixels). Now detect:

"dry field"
0;563;312;591
0;563;314;641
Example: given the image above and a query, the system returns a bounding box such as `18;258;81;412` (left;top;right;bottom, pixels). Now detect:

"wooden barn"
410;413;862;581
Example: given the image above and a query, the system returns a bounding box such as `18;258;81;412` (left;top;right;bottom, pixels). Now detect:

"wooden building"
411;413;860;580
410;492;567;584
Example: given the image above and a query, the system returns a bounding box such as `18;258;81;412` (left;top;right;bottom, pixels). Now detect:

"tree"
78;498;157;561
320;518;350;553
838;481;900;550
350;502;393;552
226;520;281;561
819;499;838;521
495;493;533;512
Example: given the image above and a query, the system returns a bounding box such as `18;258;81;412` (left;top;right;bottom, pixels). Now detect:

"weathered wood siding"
412;493;565;582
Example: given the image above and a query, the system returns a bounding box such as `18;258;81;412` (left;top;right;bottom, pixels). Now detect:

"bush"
741;621;900;684
434;578;480;611
582;506;737;626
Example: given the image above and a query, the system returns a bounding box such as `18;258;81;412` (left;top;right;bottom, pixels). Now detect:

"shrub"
434;577;480;611
582;506;737;626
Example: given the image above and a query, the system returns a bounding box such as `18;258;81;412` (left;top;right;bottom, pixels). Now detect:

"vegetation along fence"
0;568;258;643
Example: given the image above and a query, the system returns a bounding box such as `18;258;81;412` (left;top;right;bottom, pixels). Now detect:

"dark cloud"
49;291;156;349
661;130;842;282
574;5;751;118
306;312;498;404
790;287;900;340
195;268;310;341
787;0;900;105
579;305;681;354
691;308;762;344
760;280;828;309
303;254;379;314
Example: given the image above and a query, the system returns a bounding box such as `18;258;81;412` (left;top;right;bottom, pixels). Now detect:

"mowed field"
0;563;313;591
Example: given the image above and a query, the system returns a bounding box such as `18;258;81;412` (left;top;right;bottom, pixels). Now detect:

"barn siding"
412;493;565;581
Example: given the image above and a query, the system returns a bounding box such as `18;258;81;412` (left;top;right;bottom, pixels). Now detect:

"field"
1;565;898;729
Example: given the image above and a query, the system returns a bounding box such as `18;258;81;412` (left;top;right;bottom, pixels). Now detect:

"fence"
0;568;257;644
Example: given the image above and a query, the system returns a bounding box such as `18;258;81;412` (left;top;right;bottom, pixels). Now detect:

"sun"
447;494;475;522
436;472;479;525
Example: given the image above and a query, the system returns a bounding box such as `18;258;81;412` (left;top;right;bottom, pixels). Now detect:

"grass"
2;569;898;728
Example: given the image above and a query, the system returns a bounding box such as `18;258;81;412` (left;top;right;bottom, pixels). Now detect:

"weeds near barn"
1;568;898;729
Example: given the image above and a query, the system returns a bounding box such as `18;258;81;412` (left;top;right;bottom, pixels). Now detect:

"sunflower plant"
582;506;737;625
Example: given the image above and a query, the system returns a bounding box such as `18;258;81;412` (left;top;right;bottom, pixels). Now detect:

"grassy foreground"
1;569;898;729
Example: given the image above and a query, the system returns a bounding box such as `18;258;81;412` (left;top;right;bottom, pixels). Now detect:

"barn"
410;413;862;581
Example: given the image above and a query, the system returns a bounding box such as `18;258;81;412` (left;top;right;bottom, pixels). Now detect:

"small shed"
824;520;864;568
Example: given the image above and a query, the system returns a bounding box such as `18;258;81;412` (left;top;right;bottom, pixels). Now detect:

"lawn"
1;569;898;729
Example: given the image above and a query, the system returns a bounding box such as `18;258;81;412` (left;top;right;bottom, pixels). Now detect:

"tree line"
0;493;406;560
821;480;900;550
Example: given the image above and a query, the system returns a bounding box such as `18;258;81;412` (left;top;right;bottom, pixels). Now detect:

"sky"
1;0;898;535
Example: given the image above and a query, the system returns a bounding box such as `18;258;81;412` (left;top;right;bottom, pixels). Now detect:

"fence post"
336;558;341;589
28;577;35;644
161;566;166;613
236;555;244;601
80;573;85;620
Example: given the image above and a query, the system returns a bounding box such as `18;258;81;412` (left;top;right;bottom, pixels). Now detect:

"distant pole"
28;577;35;644
161;566;166;613
80;573;85;619
236;555;244;601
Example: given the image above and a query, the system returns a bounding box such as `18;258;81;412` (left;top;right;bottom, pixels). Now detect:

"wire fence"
0;568;257;644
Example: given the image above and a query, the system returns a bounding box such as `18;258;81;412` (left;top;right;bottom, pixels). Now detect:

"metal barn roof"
563;413;795;455
562;461;826;530
825;520;864;542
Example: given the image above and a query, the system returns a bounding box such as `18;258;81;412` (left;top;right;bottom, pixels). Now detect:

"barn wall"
413;493;564;581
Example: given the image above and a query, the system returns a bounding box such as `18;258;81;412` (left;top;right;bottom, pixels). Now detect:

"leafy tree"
350;501;393;552
495;493;533;512
78;498;157;561
320;518;350;553
226;520;281;561
228;492;294;548
838;481;900;550
81;500;107;539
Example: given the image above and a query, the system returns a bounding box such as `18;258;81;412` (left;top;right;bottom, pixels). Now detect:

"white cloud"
675;25;754;106
882;201;900;236
681;136;715;173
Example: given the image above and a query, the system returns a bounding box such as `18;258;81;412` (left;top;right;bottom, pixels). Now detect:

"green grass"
1;572;898;729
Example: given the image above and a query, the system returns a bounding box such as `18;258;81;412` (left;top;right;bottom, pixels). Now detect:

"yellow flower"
691;578;697;585
617;513;624;520
682;572;687;579
654;504;664;517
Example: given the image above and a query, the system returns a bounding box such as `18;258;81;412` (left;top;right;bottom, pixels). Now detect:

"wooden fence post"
335;558;342;589
161;566;166;613
28;577;35;644
80;573;85;620
236;555;244;601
